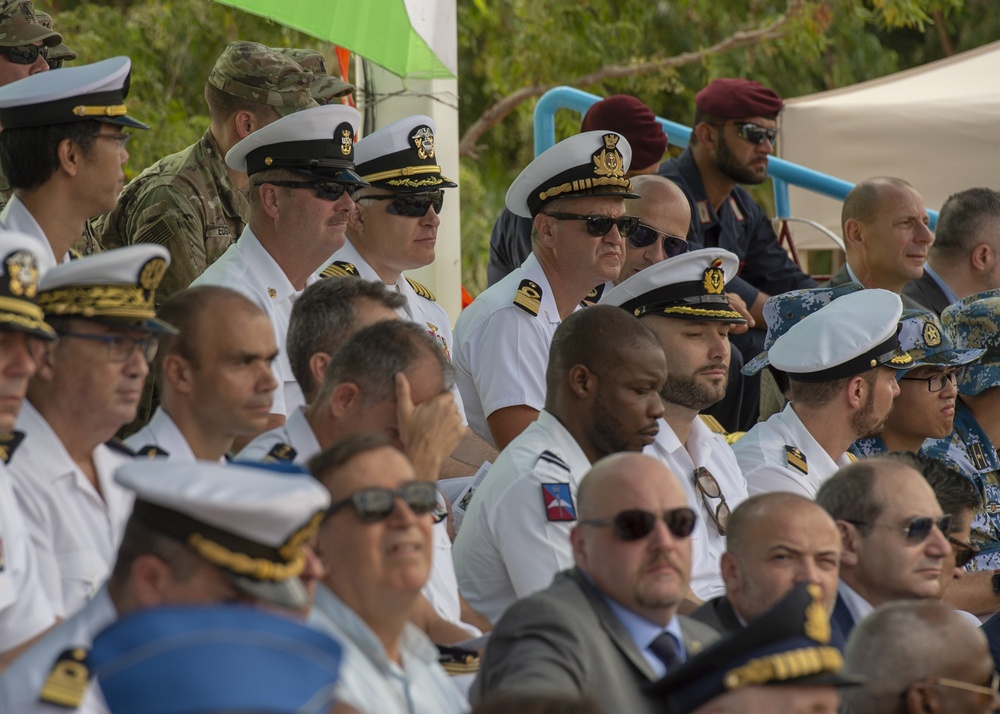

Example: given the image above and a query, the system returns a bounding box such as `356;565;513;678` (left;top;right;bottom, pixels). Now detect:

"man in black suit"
903;188;1000;315
691;492;841;635
471;452;719;714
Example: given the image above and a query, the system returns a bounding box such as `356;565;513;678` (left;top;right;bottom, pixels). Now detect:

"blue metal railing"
534;86;939;228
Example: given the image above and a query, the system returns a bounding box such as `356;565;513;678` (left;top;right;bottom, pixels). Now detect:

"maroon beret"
581;95;667;172
695;78;784;120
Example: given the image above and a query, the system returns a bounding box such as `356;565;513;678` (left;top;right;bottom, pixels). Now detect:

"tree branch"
459;0;806;159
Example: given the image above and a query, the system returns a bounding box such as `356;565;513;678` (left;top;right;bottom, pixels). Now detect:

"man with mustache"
124;286;279;462
471;453;718;713
192;103;364;439
454;305;667;623
602;248;750;601
828;176;933;309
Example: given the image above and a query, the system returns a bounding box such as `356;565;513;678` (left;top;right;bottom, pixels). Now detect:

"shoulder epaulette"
263;443;297;464
513;279;542;316
136;444;170;458
406;277;436;302
105;438;137;457
785;445;808;475
580;282;606;307
698;414;728;435
0;431;25;465
845;451;859;463
39;647;91;708
438;643;480;675
724;431;746;446
67;248;83;261
319;261;358;279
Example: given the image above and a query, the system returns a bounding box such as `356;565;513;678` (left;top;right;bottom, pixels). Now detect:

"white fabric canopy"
778;40;1000;251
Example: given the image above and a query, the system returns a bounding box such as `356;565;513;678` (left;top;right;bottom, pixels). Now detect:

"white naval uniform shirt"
0;460;56;653
192;226;317;418
309;585;469;714
317;238;466;422
0;195;60;270
235;405;318;465
9;402;134;619
0;587;115;714
453;253;577;448
733;403;854;499
645;416;748;601
452;410;591;623
124;407;199;461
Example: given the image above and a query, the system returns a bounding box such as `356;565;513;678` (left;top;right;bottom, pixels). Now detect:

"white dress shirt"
235;405;319;465
0;195;60;270
124;407;200;461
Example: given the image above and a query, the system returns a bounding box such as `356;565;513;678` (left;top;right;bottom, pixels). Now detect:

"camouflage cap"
208;41;318;117
896;308;984;372
742;282;864;376
0;0;60;48
275;48;354;103
941;290;1000;396
33;10;75;63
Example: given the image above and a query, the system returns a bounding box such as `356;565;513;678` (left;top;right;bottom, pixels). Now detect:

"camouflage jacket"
97;128;248;304
923;400;1000;567
849;436;888;460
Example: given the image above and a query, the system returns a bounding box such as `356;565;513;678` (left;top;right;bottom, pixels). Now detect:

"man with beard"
851;310;983;457
733;289;911;499
453;306;667;623
602;248;749;601
658;78;815;356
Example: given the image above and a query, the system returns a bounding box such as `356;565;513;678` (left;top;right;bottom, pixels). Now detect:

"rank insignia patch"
513;279;542;316
785;445;808;475
541;482;576;522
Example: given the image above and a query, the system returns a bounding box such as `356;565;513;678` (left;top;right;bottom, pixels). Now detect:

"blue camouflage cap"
896;308;984;373
742;282;864;376
941;289;1000;396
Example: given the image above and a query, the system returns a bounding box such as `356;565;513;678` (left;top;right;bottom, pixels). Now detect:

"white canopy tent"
778;39;1000;251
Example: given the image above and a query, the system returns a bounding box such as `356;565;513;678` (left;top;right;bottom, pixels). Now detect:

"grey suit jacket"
471;568;720;713
689;595;743;635
824;264;924;309
902;271;952;316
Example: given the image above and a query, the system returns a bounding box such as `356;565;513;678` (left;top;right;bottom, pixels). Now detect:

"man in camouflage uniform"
275;47;354;105
97;42;318;304
924;290;1000;616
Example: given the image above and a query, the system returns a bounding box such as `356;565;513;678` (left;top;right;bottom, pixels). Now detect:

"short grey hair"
815;458;888;536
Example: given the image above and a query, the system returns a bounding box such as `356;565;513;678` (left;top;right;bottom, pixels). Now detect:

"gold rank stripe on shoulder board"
698;414;728;435
263;443;298;464
513;279;542;316
40;648;92;708
785;445;808;475
846;452;860;463
319;261;359;279
0;431;25;465
580;282;605;307
406;277;436;302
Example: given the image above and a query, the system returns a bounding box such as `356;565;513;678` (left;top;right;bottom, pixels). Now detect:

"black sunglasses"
580;507;697;541
363;190;444;217
326;481;438;523
265;179;361;201
543;212;640;238
732;121;779;145
846;515;952;544
628;223;690;258
948;535;979;569
0;43;47;65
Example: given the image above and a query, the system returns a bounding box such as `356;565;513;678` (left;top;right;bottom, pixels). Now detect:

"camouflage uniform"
275;47;354;103
849;436;888;459
97;41;317;304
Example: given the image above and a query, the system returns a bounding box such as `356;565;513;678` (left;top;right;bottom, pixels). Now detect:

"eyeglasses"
0;43;48;65
948;535;979;569
363;190;445;217
926;671;1000;698
57;331;159;363
693;467;731;536
543;212;640;238
727;121;779;145
628;223;690;258
900;371;957;393
845;515;952;544
265;180;361;202
325;481;439;523
96;131;132;150
580;507;697;541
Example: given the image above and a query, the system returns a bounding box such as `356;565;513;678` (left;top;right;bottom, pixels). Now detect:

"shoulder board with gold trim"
438;643;481;674
105;438;137;457
319;261;358;279
724;431;746;446
846;452;859;463
137;444;170;458
263;442;297;464
67;248;84;261
580;282;606;308
0;431;25;465
39;647;92;708
405;277;436;302
698;414;728;435
513;279;542;316
785;445;808;475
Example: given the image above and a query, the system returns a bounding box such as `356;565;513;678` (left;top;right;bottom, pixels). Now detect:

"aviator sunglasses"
717;121;779;146
543;212;640;238
325;481;439;523
845;514;952;544
949;535;979;569
628;223;690;258
265;179;363;201
580;507;697;541
0;43;47;65
364;190;445;217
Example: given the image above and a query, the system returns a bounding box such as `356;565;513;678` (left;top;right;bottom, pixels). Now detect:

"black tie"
648;630;682;670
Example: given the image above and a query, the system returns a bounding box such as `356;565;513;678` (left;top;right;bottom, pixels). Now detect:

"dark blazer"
824;264;924;309
981;609;1000;672
689;596;743;635
831;593;856;644
471;568;720;714
902;271;952;316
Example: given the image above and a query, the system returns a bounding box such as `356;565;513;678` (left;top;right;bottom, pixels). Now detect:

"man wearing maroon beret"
658;79;816;374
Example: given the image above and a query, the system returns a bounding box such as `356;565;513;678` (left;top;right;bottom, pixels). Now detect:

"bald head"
721;493;841;620
618;175;692;283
